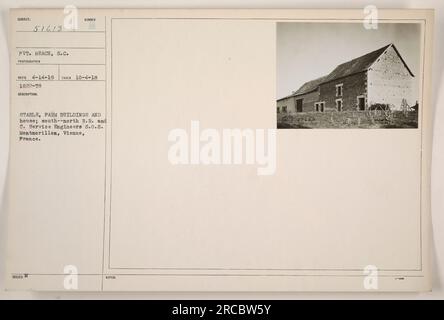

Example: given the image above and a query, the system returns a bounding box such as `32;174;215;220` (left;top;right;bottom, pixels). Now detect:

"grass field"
277;110;418;129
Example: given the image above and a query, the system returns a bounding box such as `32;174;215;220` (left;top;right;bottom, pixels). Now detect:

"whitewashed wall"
367;45;415;110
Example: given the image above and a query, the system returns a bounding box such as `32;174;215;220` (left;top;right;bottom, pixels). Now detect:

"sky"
276;22;422;100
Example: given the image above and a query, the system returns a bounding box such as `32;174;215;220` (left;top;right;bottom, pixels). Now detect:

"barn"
277;43;415;114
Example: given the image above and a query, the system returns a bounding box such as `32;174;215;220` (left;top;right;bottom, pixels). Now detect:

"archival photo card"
5;9;433;292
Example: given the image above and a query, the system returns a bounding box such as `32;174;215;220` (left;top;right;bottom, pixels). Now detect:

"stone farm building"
277;44;415;114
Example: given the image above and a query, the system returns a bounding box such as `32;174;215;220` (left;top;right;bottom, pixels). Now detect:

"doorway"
358;96;365;111
296;99;303;112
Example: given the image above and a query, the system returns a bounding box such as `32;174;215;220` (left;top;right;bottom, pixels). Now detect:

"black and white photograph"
277;22;422;129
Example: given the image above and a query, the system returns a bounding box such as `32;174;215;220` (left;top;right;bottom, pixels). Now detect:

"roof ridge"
335;43;391;68
320;43;394;83
278;43;412;101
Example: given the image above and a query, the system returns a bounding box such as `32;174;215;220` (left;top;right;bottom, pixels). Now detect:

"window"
336;84;343;97
316;102;325;112
277;107;280;113
282;106;287;113
336;99;343;112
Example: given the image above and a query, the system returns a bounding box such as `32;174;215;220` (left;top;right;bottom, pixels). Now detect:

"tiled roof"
278;43;413;102
322;44;391;83
277;75;327;101
293;75;329;95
